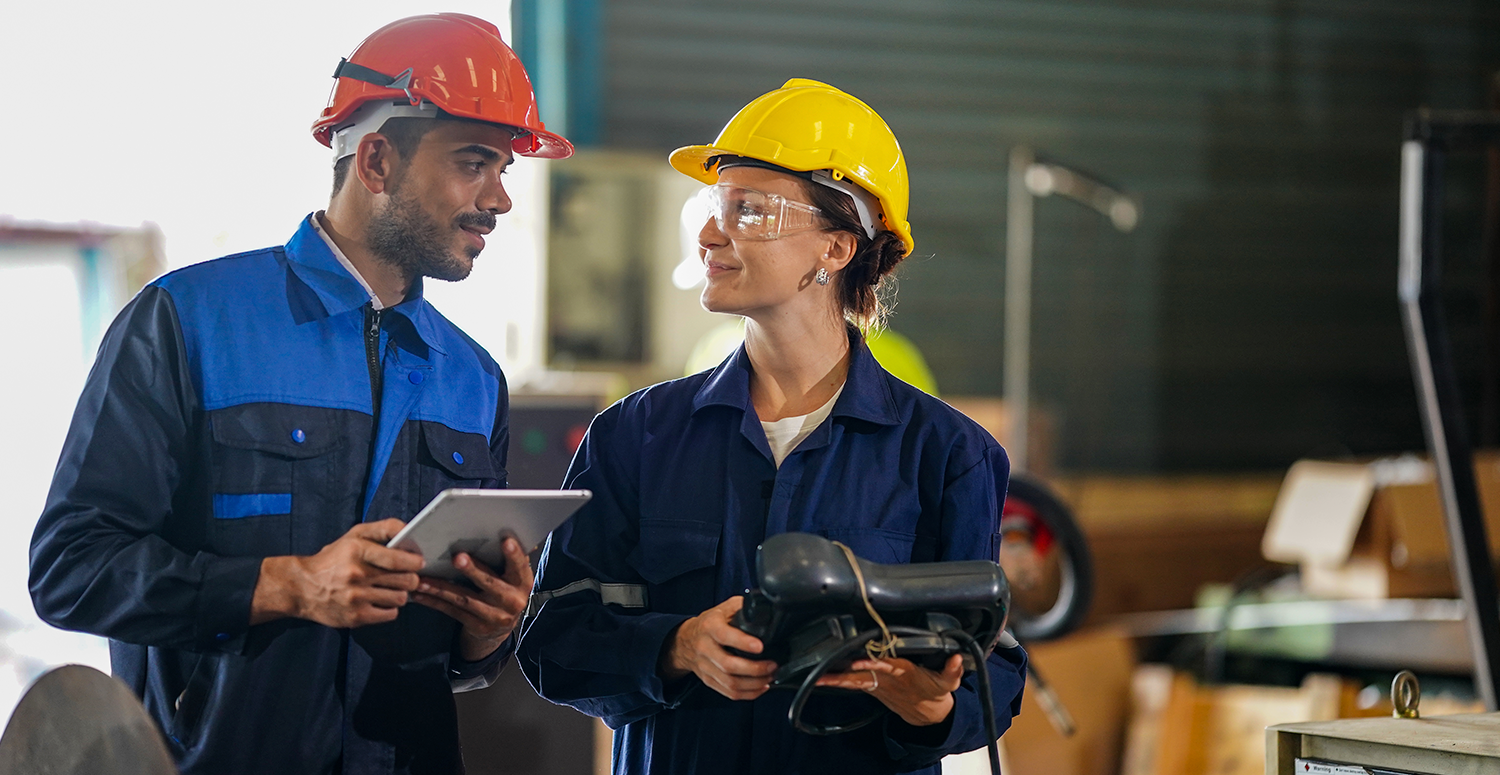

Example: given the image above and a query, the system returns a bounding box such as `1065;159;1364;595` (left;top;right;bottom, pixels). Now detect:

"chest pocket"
627;519;721;591
813;527;931;565
209;403;343;557
417;421;502;501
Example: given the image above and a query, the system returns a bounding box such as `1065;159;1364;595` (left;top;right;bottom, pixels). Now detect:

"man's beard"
366;185;496;283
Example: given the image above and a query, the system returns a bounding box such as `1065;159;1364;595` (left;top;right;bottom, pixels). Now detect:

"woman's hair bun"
800;180;909;331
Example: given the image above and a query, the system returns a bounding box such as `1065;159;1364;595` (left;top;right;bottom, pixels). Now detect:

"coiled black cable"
786;627;905;736
784;627;1002;775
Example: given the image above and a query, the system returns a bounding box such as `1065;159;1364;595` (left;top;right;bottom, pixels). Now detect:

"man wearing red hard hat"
30;14;570;774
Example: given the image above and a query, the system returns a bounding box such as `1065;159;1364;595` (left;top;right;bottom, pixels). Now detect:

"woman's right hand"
660;596;777;700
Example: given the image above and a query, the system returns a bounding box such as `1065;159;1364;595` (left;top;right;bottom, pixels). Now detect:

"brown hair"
799;179;909;331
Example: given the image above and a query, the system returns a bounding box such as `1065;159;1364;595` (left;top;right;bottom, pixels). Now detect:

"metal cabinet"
1266;714;1500;775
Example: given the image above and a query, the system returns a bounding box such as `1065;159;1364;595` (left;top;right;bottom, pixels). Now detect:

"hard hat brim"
668;145;733;184
669;144;856;184
313;98;575;160
514;126;574;160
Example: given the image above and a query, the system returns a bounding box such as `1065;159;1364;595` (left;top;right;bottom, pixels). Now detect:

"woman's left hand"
815;653;964;727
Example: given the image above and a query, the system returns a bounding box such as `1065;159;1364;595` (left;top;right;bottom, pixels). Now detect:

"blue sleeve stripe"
213;493;292;519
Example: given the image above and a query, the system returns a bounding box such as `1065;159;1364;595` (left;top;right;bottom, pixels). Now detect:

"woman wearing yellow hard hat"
517;79;1024;774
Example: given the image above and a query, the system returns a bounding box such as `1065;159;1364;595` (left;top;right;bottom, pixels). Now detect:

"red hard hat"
311;13;573;160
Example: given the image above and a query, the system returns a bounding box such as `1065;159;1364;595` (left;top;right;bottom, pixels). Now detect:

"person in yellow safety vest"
685;319;940;396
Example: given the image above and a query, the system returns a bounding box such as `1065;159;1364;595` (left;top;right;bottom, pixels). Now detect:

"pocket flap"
420;422;499;479
210;403;340;458
814;527;923;564
627;520;721;585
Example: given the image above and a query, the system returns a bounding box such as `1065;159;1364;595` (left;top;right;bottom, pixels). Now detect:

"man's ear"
353;134;400;195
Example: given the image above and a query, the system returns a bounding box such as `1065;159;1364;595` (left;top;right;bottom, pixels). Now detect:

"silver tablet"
386;489;591;580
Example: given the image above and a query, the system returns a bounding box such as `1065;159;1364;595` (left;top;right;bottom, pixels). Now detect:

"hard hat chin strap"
333;58;417;104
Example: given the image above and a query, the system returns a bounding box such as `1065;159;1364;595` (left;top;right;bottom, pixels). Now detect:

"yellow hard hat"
669;79;914;255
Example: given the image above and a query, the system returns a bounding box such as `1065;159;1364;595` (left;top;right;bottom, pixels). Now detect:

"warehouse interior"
3;1;1500;773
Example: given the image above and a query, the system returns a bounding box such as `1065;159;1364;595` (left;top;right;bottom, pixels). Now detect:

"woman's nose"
698;216;728;252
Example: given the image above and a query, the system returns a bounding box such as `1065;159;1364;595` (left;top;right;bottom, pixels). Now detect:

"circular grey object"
0;664;176;775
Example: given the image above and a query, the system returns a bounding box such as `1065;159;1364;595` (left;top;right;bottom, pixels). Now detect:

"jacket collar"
284;214;448;356
691;327;901;427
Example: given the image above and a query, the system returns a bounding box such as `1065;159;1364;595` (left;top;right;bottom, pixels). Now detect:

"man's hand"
251;518;424;628
815;654;963;727
660;596;777;701
409;537;533;661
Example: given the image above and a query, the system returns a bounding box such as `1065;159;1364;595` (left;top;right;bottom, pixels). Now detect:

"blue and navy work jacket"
516;334;1027;775
29;216;510;775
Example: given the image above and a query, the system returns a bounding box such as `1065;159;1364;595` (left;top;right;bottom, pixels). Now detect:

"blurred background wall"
514;0;1500;472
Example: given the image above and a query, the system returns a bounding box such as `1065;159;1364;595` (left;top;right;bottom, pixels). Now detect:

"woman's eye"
737;202;769;222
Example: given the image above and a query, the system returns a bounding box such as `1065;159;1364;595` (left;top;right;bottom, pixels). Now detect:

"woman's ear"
822;231;858;273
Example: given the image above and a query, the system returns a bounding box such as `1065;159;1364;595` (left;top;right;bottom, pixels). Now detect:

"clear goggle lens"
697;184;823;241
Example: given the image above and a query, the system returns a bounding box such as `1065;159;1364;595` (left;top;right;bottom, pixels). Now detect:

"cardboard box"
1054;474;1282;620
1261;453;1500;599
1121;670;1343;775
976;626;1136;775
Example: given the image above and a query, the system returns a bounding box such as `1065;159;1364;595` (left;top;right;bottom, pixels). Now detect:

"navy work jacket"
30;216;510;775
517;334;1026;775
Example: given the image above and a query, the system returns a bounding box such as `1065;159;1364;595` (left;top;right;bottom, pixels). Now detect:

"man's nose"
481;173;512;215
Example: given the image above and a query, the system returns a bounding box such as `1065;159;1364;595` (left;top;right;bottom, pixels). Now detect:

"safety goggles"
696;183;825;241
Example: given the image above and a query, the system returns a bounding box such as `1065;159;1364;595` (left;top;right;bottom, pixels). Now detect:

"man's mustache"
456;212;497;233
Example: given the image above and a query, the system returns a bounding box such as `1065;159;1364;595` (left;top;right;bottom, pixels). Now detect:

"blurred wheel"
999;474;1093;641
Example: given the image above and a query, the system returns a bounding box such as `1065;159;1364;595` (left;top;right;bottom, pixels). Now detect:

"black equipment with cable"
729;532;1011;775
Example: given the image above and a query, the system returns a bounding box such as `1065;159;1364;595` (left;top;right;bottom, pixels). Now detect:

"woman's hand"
660;596;777;700
815;653;964;727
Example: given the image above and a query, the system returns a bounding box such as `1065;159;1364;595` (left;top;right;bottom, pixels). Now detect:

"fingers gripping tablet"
386;489;591;579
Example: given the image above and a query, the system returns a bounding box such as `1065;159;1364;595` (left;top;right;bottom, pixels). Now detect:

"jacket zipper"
364;303;384;420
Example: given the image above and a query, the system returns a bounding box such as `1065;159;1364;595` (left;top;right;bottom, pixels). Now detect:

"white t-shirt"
761;384;845;467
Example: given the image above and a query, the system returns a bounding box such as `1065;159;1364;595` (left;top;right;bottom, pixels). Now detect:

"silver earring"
815;267;830;286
